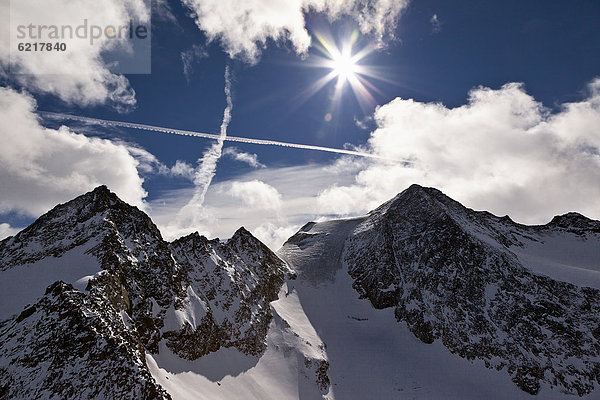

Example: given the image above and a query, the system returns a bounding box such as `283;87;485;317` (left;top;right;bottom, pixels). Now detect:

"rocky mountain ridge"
0;186;303;399
282;184;600;396
1;184;600;398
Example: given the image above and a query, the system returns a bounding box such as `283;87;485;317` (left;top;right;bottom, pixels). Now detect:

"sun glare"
299;29;387;113
331;51;358;82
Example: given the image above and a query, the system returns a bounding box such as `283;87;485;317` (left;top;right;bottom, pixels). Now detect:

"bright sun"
301;29;387;111
331;51;358;82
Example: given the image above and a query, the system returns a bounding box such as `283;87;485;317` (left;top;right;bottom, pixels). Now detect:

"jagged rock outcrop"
0;281;170;400
165;228;290;358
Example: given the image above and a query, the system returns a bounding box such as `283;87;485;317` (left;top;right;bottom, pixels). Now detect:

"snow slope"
280;219;512;399
147;283;330;400
279;216;600;399
510;231;600;289
0;244;102;320
292;268;533;399
279;218;364;284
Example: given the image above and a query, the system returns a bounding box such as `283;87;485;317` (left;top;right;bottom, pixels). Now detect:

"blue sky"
1;0;600;248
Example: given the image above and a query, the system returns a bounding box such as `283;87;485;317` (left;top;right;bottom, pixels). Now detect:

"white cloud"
222;147;265;168
150;164;356;248
430;14;441;34
181;0;410;62
226;180;282;210
0;223;20;240
149;79;600;250
1;0;149;109
124;146;197;180
0;87;148;216
318;80;600;224
251;222;299;252
181;44;208;83
149;80;600;251
165;160;197;180
152;0;177;23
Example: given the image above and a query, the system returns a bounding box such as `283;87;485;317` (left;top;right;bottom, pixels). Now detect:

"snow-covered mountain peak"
548;212;600;231
367;184;475;231
0;185;163;270
280;185;600;397
172;230;219;249
2;184;600;399
231;225;252;239
1;186;331;400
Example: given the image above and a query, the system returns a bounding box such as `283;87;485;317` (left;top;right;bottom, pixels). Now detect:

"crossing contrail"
38;111;403;162
174;65;234;229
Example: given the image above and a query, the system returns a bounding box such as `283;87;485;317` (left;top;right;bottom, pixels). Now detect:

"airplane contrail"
175;65;233;229
38;111;404;162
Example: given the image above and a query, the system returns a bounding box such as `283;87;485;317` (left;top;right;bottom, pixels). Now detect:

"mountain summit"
1;184;600;399
280;184;600;397
0;186;327;400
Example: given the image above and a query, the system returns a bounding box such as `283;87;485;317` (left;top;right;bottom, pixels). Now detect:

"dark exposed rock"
548;212;600;233
0;281;170;399
166;227;290;358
